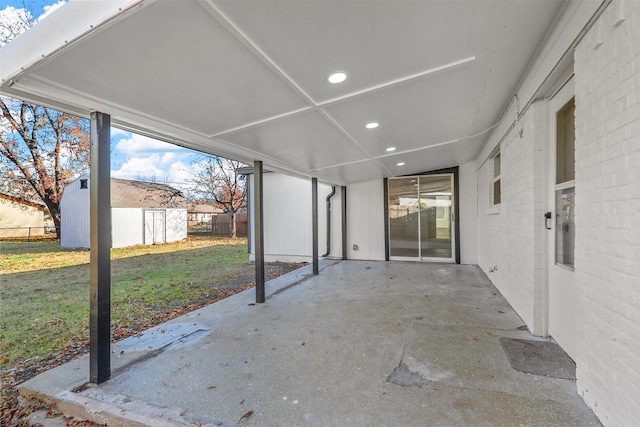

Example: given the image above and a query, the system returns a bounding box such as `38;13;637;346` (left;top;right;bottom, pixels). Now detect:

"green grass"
0;236;249;368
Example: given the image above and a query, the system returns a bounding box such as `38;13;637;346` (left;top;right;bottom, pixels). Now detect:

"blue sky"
1;0;203;190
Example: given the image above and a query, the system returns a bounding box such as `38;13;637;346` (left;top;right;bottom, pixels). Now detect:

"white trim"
555;180;576;191
476;0;608;169
387;174;456;263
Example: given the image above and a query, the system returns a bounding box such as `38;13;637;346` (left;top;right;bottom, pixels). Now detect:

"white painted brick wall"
477;102;547;333
574;0;640;425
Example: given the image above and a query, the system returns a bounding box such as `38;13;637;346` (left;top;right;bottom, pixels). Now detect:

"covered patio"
5;0;632;424
21;261;600;426
0;0;574;387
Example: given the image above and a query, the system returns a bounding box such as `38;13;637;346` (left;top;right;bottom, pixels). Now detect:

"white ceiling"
0;0;566;185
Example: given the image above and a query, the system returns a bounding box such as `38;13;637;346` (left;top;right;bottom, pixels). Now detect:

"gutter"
321;186;336;257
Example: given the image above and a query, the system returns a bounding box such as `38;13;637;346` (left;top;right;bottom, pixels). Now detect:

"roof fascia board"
476;0;608;168
1;0;145;89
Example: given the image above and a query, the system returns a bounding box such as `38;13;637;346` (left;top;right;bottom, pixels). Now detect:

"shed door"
144;210;166;245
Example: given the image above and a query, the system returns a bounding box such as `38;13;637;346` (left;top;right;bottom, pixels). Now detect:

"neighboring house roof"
110;178;187;209
187;203;224;214
0;193;47;211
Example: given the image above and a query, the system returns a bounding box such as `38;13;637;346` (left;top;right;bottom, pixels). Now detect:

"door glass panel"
420;176;452;259
389;178;419;257
555;187;575;269
556;98;575;184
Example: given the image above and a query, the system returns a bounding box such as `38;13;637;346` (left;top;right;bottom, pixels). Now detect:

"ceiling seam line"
208;107;314;138
200;0;320;108
312;121;502;173
316;56;477;107
315;109;394;177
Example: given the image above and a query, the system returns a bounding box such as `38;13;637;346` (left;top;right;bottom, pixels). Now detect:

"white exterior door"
144;210;165;245
547;79;576;359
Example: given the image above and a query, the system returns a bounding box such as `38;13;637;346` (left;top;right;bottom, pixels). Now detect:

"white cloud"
112;153;193;191
110;127;130;138
114;133;185;156
112;153;166;181
167;161;192;186
0;6;31;44
111;133;196;191
1;1;65;45
37;1;65;22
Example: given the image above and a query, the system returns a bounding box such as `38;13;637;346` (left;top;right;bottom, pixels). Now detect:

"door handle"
544;212;552;230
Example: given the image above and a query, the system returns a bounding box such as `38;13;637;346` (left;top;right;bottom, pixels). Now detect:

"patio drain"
499;337;576;380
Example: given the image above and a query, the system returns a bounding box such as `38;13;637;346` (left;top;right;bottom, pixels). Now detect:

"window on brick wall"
556;98;575;184
492;152;501;205
555;98;575;269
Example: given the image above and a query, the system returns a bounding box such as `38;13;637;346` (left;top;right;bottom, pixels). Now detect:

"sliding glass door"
388;174;454;262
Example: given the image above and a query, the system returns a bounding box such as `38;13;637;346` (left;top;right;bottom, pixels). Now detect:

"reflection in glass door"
389;175;454;261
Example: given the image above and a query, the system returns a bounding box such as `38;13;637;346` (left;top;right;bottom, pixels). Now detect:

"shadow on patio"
21;260;601;426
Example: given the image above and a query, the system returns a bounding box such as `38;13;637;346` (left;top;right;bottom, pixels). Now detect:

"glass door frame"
385;170;458;263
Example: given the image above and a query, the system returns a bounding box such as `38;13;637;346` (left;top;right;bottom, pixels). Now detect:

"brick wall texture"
477;100;547;335
478;2;640;424
574;1;640;425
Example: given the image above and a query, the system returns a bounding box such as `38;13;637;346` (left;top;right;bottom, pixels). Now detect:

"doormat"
499;337;576;380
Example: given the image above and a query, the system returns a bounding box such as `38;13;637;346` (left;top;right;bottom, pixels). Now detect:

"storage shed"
60;176;187;248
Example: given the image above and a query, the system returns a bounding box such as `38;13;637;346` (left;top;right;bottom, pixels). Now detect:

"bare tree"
0;99;90;237
0;5;91;238
188;156;247;238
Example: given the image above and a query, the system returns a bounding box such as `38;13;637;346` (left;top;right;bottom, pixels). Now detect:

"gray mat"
499;337;576;380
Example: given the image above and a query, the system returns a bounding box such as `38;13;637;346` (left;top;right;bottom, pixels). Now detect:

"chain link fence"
0;226;58;241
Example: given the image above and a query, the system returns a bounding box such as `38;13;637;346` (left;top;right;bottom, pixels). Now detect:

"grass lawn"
1;235;306;424
0;236;252;369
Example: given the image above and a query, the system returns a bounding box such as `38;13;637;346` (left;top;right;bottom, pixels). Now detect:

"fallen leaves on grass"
1;261;305;426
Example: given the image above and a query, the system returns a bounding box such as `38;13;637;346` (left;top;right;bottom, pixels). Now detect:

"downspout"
322;186;337;257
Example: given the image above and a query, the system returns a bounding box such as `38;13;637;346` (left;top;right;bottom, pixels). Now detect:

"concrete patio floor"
20;260;602;426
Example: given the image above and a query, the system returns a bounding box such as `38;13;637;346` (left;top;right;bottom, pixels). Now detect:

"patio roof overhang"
0;0;567;185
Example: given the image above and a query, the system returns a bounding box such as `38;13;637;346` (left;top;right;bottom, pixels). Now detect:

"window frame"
492;151;501;206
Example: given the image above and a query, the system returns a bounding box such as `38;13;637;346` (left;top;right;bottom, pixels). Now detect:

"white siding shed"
61;176;187;248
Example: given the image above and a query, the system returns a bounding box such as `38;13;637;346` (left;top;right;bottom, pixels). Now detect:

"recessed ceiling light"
397;162;405;166
365;122;379;129
386;147;396;152
328;72;347;84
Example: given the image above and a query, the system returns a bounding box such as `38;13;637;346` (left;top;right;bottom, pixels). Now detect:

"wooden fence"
188;214;248;237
